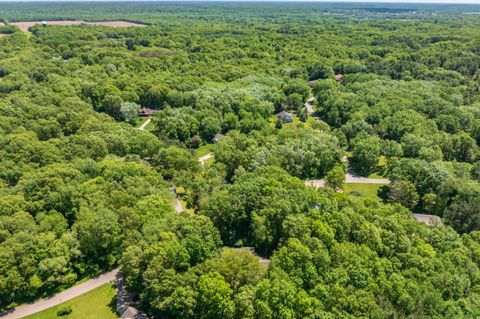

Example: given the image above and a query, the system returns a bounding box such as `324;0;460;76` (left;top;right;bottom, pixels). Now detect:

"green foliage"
325;165;346;190
56;305;72;316
2;2;480;318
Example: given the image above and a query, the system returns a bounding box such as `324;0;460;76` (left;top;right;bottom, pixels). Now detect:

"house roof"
278;111;291;118
335;74;344;82
213;133;225;142
138;107;158;116
413;214;441;226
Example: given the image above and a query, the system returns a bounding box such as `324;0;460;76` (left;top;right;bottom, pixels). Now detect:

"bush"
57;305;72;316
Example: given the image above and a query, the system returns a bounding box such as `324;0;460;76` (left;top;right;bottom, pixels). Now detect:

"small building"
413;214;442;227
335;74;344;82
277;111;293;123
212;133;225;143
138;107;158;117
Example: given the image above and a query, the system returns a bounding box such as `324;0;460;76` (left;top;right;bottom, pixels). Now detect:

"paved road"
138;118;151;131
305;165;390;189
1;269;120;319
198;152;214;166
345;167;390;184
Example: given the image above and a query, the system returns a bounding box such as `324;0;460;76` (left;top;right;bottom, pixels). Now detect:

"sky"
2;0;480;3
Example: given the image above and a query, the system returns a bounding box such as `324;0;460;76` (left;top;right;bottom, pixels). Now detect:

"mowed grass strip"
22;283;118;319
343;183;384;200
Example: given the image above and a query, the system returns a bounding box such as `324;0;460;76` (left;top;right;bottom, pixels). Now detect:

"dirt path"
0;269;119;319
198;152;214;166
138;118;151;131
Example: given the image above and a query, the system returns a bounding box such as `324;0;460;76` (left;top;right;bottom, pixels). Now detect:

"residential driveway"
138;118;151;131
0;269;119;319
305;97;321;120
305;98;315;114
198;152;214;166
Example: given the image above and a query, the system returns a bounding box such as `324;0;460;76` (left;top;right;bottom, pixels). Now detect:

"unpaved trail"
0;269;120;319
138;118;151;131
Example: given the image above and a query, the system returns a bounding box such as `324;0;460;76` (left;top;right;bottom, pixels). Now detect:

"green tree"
350;136;381;175
325;165;345;190
120;102;140;125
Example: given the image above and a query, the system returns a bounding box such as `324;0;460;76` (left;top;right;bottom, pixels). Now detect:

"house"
138;107;158;117
413;214;441;226
212;133;225;143
335;74;344;82
277;111;293;123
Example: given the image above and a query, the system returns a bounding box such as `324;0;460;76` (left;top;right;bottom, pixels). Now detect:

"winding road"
0;269;120;319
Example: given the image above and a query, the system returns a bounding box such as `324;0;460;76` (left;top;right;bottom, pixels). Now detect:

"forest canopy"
1;2;480;318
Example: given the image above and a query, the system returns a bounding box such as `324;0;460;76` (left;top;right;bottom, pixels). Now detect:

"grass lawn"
135;117;155;131
343;183;384;200
134;117;145;127
23;283;118;319
195;144;213;158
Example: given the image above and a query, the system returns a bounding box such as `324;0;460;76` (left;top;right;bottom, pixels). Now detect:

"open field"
7;20;145;32
22;283;117;319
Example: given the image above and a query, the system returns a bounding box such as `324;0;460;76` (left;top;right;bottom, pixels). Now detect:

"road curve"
0;269;119;319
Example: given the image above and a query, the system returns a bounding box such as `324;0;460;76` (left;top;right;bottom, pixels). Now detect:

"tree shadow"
108;284;118;315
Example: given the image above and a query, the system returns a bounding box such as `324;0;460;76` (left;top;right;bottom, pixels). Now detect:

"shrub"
57;305;72;316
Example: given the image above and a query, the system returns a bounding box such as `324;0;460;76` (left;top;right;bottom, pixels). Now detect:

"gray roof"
213;133;225;142
413;214;442;226
278;111;291;117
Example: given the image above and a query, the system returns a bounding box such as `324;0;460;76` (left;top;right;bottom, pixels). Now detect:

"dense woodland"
1;2;480;318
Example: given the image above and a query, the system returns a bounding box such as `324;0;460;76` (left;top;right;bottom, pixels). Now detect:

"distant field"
22;284;117;319
7;20;145;32
343;183;383;200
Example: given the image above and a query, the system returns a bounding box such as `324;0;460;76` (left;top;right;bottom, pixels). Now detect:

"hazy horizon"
0;0;480;4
